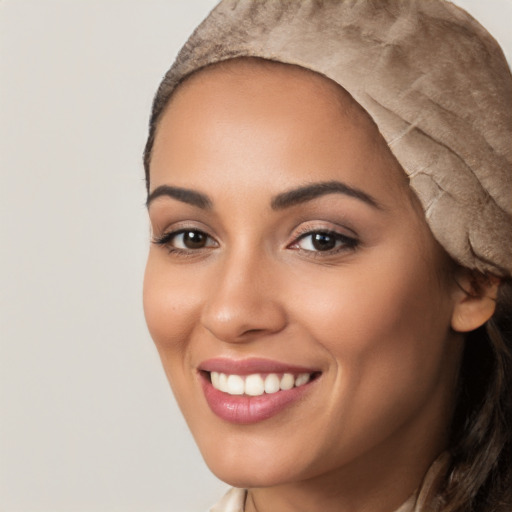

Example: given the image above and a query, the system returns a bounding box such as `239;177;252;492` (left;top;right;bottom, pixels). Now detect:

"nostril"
242;328;266;336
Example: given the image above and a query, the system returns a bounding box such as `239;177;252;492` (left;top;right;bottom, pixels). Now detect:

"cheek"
285;255;456;462
143;254;210;424
295;266;437;350
143;254;201;363
291;250;454;399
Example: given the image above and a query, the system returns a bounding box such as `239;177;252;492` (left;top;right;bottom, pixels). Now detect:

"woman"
142;1;511;511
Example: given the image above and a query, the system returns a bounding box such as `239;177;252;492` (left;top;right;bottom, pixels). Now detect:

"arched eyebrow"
270;181;382;210
146;185;212;209
146;180;382;210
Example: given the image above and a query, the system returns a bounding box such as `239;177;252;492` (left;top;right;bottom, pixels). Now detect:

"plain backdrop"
1;1;511;511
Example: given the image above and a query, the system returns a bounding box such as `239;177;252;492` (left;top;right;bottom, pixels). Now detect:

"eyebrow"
146;185;212;209
270;181;382;210
146;180;381;211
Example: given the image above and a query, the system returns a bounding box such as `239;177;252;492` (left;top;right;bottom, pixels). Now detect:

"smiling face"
143;60;465;504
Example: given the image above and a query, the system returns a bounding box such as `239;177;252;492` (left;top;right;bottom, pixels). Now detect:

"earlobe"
451;272;500;333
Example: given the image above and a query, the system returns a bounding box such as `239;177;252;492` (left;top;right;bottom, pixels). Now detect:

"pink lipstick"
198;358;320;424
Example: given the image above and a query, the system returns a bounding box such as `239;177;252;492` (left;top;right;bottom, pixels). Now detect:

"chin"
207;458;297;489
196;430;324;489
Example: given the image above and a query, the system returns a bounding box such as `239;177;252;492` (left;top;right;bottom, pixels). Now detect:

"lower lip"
200;373;316;424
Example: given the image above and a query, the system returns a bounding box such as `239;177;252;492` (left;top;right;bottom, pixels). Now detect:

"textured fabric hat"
146;0;512;277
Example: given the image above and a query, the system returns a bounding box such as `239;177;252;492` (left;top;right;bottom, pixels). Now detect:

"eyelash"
152;227;359;257
288;228;359;256
152;229;217;255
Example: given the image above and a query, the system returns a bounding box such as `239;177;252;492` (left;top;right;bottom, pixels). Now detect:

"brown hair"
440;280;512;511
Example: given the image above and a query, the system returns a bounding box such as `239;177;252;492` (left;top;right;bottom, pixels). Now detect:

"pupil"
184;231;206;249
312;233;336;251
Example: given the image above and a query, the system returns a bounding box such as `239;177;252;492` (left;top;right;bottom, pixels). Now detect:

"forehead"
150;58;409;200
167;58;379;140
176;59;359;107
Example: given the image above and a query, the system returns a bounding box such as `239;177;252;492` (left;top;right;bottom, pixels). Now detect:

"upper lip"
198;357;319;375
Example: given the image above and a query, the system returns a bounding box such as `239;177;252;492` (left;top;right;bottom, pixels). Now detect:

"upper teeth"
210;372;312;396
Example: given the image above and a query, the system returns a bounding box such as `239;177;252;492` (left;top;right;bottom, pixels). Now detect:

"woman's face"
144;62;463;490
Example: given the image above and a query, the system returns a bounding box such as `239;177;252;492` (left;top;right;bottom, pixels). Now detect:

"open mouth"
198;358;322;423
204;370;321;396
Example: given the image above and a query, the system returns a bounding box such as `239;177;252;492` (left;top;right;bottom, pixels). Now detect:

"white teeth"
218;372;228;393
295;373;311;387
245;374;265;396
264;374;280;394
280;373;295;390
226;374;245;395
210;371;314;396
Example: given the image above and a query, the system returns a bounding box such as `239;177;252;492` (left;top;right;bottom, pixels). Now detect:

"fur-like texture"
153;0;512;277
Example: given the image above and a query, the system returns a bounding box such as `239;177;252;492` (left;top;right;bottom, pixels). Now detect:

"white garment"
209;487;246;512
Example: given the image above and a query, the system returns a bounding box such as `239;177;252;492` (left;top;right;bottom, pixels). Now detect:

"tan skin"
144;61;497;512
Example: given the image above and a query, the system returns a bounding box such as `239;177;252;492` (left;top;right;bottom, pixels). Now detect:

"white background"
1;1;511;511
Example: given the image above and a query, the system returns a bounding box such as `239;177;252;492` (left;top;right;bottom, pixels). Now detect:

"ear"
451;271;500;333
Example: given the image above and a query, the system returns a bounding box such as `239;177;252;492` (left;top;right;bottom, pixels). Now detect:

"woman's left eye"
290;231;358;253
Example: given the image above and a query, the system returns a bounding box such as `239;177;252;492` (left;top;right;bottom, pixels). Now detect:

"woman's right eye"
153;229;218;252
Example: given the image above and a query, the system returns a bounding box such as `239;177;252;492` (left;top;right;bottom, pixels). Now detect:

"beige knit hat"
145;0;512;277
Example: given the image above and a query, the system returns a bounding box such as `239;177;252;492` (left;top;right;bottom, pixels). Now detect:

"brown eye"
153;229;217;252
292;230;359;253
181;231;208;249
311;233;336;251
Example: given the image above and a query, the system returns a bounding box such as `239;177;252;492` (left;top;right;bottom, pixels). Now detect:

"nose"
200;250;287;343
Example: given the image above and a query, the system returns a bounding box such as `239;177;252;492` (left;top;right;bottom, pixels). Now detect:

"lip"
198;358;320;424
198;357;318;375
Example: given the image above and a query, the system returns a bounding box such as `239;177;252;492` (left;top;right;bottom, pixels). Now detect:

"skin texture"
144;61;473;512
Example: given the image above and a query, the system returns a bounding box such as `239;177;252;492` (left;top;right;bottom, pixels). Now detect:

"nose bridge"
200;242;286;343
